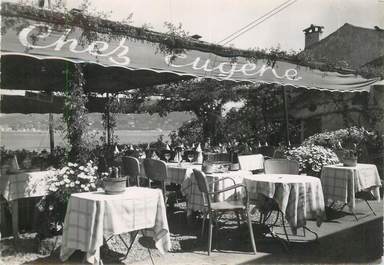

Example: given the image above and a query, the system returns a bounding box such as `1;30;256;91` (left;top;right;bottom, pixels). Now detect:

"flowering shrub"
37;160;101;236
302;127;373;150
48;161;99;193
284;145;339;177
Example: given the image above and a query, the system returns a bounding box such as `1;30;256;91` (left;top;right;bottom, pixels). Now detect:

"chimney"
303;24;324;49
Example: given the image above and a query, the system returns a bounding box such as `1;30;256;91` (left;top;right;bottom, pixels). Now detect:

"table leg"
11;200;19;240
0;200;3;240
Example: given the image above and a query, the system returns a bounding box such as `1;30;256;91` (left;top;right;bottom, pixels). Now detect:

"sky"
6;0;384;51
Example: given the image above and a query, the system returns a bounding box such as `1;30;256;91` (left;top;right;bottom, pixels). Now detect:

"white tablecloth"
60;187;171;265
321;163;382;209
181;170;252;214
0;170;54;201
243;174;325;234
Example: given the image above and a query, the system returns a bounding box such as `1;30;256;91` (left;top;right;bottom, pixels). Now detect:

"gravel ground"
2;201;381;265
0;203;271;265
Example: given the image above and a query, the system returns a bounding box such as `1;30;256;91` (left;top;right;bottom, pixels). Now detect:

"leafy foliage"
62;64;90;164
221;84;301;147
37;160;100;235
284;145;339;177
302;126;376;150
138;79;241;145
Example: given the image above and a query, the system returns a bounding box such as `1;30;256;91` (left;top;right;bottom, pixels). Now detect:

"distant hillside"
0;112;195;131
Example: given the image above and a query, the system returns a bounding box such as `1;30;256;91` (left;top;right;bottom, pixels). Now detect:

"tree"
222;83;301;147
138;79;242;145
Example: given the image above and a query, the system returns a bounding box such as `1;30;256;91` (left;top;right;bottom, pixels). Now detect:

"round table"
243;174;325;233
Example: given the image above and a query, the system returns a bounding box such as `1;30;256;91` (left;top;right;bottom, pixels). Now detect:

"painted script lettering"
19;24;130;66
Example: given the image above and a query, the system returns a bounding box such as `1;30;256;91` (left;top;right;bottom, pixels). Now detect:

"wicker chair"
121;156;141;187
192;169;257;255
264;159;299;175
142;158;179;207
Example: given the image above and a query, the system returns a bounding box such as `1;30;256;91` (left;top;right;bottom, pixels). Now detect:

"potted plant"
340;146;358;167
102;166;127;194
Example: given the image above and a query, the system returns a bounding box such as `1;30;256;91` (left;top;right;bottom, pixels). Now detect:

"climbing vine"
62;64;90;164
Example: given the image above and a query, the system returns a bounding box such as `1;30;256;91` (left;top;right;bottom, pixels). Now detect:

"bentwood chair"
192;169;257;255
122;156;141;187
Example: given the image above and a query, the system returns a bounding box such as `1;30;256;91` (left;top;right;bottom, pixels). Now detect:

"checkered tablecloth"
0;170;54;201
243;174;325;234
181;170;252;214
321;163;382;209
60;187;171;265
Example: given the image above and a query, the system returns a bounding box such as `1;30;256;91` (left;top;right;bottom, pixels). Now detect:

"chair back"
122;156;140;178
192;169;212;208
143;158;167;182
264;159;299;175
238;154;264;172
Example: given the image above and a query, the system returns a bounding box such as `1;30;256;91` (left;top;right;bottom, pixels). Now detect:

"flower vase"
103;177;127;194
343;157;357;167
103;167;127;194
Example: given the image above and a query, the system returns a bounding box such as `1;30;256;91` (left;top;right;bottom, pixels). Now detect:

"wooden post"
106;93;111;146
49;112;54;153
282;86;290;146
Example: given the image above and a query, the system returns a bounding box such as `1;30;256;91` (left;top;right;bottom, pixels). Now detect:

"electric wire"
221;0;298;46
217;0;294;44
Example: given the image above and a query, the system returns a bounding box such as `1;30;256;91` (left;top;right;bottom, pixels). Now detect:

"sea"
0;130;172;151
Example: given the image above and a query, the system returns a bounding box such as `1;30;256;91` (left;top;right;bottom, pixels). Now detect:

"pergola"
1;2;382;148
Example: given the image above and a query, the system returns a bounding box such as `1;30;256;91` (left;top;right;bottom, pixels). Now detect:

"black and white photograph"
0;0;383;264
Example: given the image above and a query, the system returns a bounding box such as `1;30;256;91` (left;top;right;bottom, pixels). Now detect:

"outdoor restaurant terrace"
0;1;383;265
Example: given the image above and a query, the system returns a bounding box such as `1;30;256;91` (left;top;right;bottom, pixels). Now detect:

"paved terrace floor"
133;199;384;265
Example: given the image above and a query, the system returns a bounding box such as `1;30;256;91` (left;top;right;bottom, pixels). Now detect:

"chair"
121;156;141;187
261;159;302;245
142;158;178;206
143;158;167;197
192;169;256;255
238;154;264;173
264;159;299;175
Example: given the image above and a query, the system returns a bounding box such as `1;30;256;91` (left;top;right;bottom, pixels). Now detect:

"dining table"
60;187;171;265
0;169;54;239
242;173;325;234
181;169;252;215
321;163;382;210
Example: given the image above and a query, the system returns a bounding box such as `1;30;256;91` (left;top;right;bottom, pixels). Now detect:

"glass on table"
187;153;195;163
164;152;172;163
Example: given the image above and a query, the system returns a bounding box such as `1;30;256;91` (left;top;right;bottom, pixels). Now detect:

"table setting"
60;186;171;265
